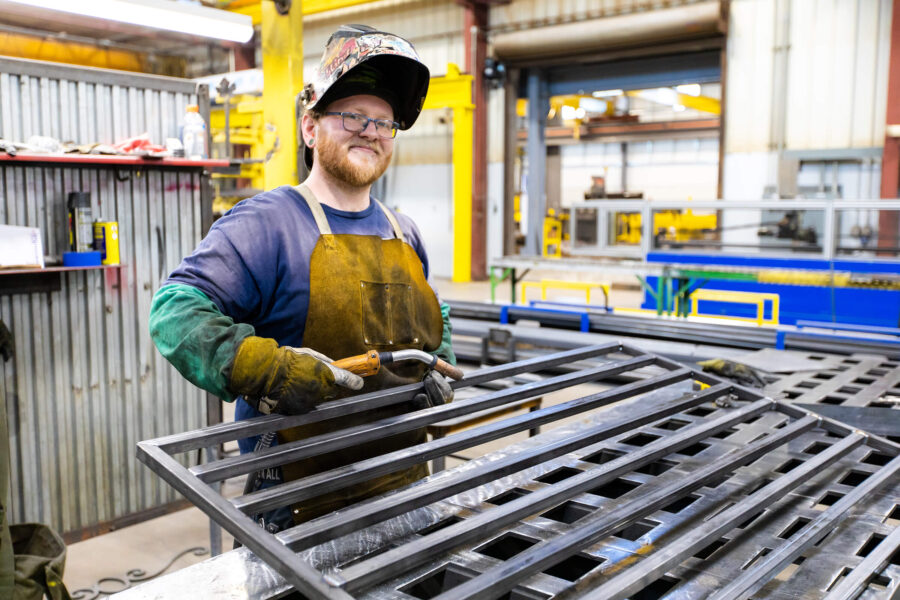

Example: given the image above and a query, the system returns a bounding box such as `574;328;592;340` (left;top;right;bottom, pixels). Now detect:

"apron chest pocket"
360;281;416;346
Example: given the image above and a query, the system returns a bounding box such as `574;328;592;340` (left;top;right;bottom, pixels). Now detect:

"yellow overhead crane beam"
227;0;386;25
0;31;185;75
625;90;720;115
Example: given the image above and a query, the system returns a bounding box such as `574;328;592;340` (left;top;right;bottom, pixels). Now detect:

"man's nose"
358;119;379;139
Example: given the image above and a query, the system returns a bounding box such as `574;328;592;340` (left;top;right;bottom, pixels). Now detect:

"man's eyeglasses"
324;112;399;139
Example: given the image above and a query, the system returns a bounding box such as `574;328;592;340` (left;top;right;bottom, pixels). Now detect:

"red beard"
315;133;392;187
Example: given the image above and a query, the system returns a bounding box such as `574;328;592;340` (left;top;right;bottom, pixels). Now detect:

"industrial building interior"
1;0;900;598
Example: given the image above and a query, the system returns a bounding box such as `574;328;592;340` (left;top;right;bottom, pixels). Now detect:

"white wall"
560;138;720;205
724;0;892;201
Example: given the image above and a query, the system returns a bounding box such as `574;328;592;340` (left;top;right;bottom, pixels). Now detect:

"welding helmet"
300;24;430;168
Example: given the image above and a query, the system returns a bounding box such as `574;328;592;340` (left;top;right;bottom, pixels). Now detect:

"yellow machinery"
541;209;570;258
615;209;717;245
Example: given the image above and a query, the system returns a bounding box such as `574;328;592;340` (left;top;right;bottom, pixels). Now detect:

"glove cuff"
227;336;280;397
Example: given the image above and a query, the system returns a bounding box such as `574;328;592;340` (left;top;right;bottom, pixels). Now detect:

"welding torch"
333;349;465;381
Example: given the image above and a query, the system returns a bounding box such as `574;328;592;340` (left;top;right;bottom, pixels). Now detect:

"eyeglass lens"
341;113;397;138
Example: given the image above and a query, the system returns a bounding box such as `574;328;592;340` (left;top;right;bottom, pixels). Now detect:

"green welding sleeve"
149;283;255;402
433;301;457;366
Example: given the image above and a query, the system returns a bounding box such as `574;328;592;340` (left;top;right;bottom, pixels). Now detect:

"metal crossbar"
137;343;900;599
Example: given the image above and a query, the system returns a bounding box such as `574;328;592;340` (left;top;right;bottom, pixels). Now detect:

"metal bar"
155;343;623;454
275;369;707;552
232;368;693;514
823;516;900;600
584;432;865;600
709;453;900;600
339;391;765;592
190;354;656;483
433;414;820;600
776;401;900;455
135;443;351;600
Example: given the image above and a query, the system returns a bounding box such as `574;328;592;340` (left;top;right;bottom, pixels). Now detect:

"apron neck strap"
374;199;406;243
295;183;332;235
295;183;407;243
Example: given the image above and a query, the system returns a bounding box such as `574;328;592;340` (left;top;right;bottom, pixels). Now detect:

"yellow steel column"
423;64;474;283
261;3;303;189
452;103;474;282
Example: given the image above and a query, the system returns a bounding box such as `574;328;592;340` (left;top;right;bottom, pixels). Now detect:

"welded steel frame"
137;343;900;599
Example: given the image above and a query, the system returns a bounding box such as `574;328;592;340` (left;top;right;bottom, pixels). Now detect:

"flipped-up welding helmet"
300;24;430;168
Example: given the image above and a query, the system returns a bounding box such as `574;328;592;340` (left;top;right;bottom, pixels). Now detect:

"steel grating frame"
135;343;900;600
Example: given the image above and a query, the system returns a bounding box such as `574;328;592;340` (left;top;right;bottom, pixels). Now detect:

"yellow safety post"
423;64;474;283
262;3;303;189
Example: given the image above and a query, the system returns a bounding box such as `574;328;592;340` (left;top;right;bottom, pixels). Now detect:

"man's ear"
300;113;317;147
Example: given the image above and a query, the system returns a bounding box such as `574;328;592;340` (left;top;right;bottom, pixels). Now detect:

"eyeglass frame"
323;111;400;139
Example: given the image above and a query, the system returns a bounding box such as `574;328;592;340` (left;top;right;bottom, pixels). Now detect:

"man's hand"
414;370;454;408
0;320;12;362
698;358;768;388
228;336;363;415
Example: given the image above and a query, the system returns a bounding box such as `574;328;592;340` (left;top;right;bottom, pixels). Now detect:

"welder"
149;25;454;532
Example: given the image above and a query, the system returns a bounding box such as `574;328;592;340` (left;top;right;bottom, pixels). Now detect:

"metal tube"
339;392;768;592
190;354;657;483
583;433;865;600
232;369;695;514
823;512;900;600
433;415;820;600
776;401;900;455
275;370;714;553
710;453;900;600
157;343;624;454
135;443;351;600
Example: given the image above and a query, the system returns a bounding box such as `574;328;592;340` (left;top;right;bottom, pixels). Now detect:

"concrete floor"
62;276;647;595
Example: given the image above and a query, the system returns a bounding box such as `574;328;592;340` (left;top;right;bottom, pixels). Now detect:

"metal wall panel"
489;0;707;32
785;0;891;150
0;60;206;535
724;0;776;153
726;0;892;154
302;1;464;79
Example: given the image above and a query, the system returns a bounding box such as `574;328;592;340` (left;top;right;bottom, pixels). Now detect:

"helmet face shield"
301;25;430;167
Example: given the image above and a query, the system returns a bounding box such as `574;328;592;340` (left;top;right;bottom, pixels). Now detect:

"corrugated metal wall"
489;0;710;32
0;59;206;535
726;0;892;153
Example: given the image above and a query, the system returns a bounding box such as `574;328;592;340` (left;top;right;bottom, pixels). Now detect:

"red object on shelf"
0;153;228;168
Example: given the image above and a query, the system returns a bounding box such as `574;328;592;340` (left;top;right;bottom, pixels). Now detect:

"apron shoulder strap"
294;184;333;235
374;199;406;243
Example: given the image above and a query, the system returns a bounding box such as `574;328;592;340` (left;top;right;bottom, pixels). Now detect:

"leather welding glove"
414;370;454;408
698;358;768;389
227;336;363;415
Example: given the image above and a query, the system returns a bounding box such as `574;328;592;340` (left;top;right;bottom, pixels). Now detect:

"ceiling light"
5;0;254;43
592;89;623;98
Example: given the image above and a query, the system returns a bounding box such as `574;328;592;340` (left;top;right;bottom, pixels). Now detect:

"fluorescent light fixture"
592;89;623;98
675;83;701;96
5;0;254;43
673;104;686;112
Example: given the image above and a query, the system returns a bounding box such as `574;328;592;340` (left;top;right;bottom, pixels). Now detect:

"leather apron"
278;184;443;525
